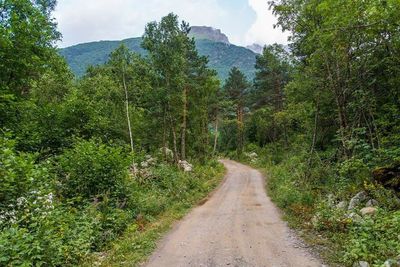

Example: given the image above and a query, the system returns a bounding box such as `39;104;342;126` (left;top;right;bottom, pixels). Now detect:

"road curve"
144;160;321;267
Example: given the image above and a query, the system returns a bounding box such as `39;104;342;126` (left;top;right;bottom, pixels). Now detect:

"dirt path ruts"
144;160;321;267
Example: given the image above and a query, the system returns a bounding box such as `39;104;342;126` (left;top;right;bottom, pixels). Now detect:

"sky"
54;0;289;48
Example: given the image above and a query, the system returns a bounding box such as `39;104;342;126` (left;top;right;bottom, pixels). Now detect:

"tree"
249;44;292;144
108;45;135;152
270;0;400;159
223;67;249;156
0;0;61;97
142;13;219;162
142;13;187;163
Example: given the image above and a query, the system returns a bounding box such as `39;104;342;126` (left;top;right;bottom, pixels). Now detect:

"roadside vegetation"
2;0;400;266
215;1;400;266
1;1;223;266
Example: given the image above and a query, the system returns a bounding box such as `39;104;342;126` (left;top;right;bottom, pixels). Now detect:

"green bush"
56;139;131;202
0;205;99;266
343;210;400;266
0;135;47;207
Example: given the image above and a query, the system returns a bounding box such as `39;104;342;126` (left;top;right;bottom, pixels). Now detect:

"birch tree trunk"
180;86;188;160
122;67;134;152
213;118;219;155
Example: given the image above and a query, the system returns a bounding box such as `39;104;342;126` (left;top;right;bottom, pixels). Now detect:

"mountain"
59;27;257;81
246;43;264;54
188;26;230;44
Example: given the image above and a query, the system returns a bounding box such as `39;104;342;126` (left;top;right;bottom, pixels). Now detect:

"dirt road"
145;160;321;267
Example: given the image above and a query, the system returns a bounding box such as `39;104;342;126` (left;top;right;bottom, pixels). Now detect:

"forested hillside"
60;35;257;80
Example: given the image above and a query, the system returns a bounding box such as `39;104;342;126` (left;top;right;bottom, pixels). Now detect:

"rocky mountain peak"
189;26;230;44
246;43;264;54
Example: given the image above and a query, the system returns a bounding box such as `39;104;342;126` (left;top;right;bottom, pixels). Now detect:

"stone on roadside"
159;147;174;159
336;200;348;210
178;160;193;172
353;261;370;267
327;194;335;207
348;191;368;210
365;199;378;207
383;259;400;267
360;207;377;216
248;152;258;158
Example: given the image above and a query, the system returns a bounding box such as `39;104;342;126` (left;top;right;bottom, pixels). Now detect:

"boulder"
365;199;378;207
353;261;370;267
245;152;258;163
327;194;335;207
159;147;174;159
178;160;193;172
383;259;400;267
336;201;348;210
249;152;258;158
348;191;368;210
360;207;377;216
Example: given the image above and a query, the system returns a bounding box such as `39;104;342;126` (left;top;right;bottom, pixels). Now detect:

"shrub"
0;205;99;266
56;139;131;203
343;210;400;266
0;135;50;207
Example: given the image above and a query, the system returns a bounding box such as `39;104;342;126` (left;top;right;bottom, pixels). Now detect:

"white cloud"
245;0;289;46
54;0;226;47
54;0;288;47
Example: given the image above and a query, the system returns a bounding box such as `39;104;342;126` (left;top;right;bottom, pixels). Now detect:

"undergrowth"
241;143;400;267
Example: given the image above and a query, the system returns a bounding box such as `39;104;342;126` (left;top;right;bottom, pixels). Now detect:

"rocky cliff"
189;26;230;44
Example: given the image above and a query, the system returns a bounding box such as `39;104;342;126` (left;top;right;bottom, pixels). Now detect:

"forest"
1;0;400;266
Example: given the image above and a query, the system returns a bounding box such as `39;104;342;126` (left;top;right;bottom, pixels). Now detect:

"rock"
159;147;174;159
248;152;258;158
327;194;335;207
348;191;368;210
244;152;258;163
336;200;348;210
178;160;193;172
383;259;400;267
353;261;370;267
365;199;378;207
347;212;362;223
246;43;263;54
189;26;230;44
360;207;377;216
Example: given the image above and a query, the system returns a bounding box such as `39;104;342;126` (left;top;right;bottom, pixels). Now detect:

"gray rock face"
348;191;368;210
189;26;230;44
246;43;263;54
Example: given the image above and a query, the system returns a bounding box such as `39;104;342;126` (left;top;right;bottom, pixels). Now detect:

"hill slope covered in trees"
59;36;257;80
